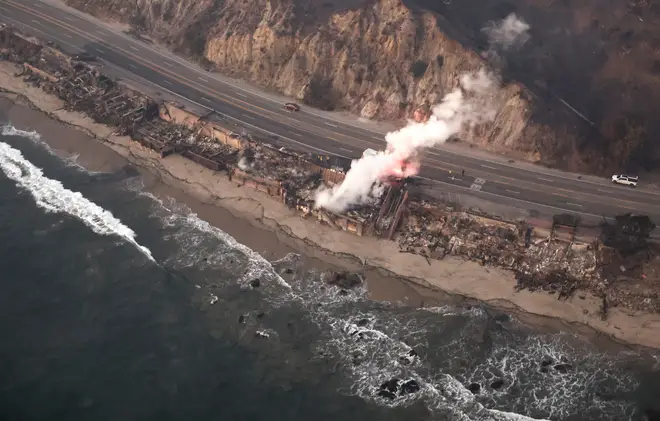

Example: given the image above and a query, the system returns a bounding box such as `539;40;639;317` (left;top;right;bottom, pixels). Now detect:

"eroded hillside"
62;0;660;174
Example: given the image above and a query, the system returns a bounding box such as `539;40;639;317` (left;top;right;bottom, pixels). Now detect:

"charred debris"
2;27;659;315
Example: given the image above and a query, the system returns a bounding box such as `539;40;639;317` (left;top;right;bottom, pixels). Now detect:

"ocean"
0;119;658;421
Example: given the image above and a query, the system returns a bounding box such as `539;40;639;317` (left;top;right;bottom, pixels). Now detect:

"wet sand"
1;60;659;350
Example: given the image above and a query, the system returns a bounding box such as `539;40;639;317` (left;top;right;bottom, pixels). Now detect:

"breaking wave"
2;123;104;174
1;124;41;142
0;140;154;261
133;186;643;421
141;192;291;290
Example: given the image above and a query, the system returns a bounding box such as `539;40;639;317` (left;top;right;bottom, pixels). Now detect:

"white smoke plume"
483;13;530;51
314;69;500;213
314;14;531;214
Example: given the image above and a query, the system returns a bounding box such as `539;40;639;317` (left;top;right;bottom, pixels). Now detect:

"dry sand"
1;61;659;349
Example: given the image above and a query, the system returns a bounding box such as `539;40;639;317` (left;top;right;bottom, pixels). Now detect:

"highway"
3;0;660;223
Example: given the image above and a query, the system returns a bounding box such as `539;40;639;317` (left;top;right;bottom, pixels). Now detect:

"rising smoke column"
314;70;499;213
482;13;530;51
314;14;530;213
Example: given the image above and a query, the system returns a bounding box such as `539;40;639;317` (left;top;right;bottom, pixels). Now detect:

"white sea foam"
463;334;639;420
1;124;42;142
0;141;154;261
141;192;291;290
2;123;104;174
133;180;635;421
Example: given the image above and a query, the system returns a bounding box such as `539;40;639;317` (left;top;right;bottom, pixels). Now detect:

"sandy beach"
1;60;659;350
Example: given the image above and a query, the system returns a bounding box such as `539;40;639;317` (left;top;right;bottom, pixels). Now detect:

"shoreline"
1;61;660;350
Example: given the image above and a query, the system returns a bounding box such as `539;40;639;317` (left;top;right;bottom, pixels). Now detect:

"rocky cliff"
63;0;660;174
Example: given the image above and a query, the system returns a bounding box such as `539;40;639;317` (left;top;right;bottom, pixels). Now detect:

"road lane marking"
325;122;338;127
96;30;105;36
339;147;352;152
200;97;212;103
127;64;136;69
241;113;254;120
481;164;497;169
18;0;657;210
10;0;379;152
162;80;172;85
31;19;42;25
537;177;554;182
198;77;209;82
372;135;383;141
506;189;520;194
62;33;72;38
566;202;584;207
129;46;139;51
63;16;75;22
164;62;173;67
236;93;247;98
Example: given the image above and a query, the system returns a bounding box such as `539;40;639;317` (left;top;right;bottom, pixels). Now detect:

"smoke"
315;70;499;213
314;14;532;214
483;13;530;51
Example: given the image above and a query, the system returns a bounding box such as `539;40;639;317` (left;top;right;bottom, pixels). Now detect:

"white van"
362;148;378;158
611;174;638;187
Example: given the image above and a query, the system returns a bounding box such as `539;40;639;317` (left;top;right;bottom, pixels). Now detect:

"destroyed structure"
1;27;658;316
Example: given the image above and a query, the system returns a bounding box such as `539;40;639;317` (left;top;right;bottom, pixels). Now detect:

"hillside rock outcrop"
63;0;660;174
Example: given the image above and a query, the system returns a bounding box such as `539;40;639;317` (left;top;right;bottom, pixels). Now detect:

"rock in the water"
490;379;505;389
238;314;246;324
541;357;554;367
357;318;370;327
553;363;572;373
249;278;261;288
377;389;396;400
399;379;420;395
256;311;265;319
338;289;349;296
408;349;418;357
322;270;363;289
467;382;481;394
376;380;398;399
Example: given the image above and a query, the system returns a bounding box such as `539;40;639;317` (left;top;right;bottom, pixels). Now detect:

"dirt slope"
62;0;660;174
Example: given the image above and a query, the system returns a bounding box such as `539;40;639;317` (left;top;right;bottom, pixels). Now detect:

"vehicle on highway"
71;52;96;62
611;174;638;187
283;102;300;112
362;148;378;158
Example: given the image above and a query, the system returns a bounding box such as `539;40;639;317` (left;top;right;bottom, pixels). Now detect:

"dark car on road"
72;52;97;62
284;102;300;112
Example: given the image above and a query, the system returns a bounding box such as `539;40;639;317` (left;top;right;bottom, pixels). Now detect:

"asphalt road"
3;0;660;223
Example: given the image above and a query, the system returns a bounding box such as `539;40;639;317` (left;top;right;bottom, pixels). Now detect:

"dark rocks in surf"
540;357;554;373
399;379;420;396
553;363;573;373
238;314;247;324
249;278;261;288
377;378;421;400
398;349;418;365
256;311;265;319
322;270;363;289
338;289;349;296
467;382;481;394
490;379;505;390
356;318;370;327
378;378;400;400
